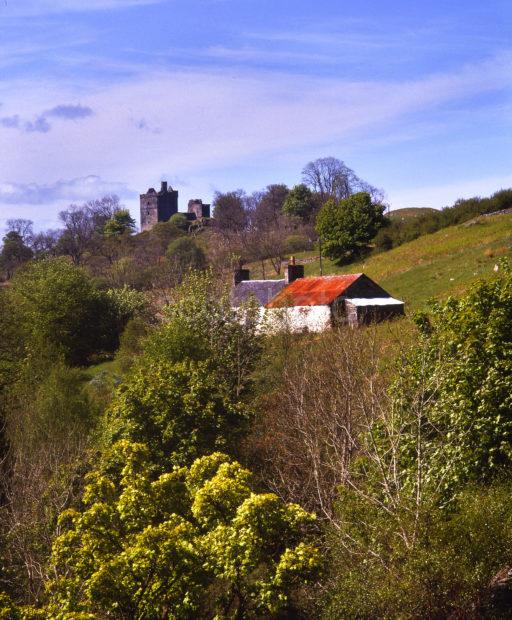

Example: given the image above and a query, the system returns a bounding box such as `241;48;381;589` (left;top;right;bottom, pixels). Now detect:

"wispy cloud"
0;103;93;133
132;117;162;134
47;104;94;120
0;175;135;205
0;51;510;226
0;115;20;129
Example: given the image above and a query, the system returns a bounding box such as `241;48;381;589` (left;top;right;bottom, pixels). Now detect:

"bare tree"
57;195;123;265
249;326;393;524
302;156;384;203
31;229;60;258
6;219;34;244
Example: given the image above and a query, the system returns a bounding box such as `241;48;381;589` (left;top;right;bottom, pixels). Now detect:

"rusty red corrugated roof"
266;274;363;307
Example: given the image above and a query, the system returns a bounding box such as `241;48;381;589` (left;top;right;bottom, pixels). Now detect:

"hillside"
388;207;437;221
251;212;512;311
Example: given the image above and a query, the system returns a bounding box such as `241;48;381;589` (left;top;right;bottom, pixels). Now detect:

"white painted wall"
261;305;332;333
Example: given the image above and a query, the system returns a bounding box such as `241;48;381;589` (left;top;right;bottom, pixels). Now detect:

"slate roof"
232;279;286;307
266;274;363;308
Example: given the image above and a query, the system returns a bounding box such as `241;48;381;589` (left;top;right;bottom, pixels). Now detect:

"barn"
264;272;404;331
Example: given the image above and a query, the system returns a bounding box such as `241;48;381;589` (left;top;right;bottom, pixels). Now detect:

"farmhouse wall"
262;305;332;333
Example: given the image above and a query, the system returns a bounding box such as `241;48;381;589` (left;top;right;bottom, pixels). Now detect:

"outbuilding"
265;272;404;331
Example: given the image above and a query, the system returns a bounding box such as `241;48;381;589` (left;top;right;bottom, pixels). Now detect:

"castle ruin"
140;181;210;231
140;181;178;232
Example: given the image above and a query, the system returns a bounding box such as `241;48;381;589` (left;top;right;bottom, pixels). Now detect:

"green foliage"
166;237;207;273
169;212;190;231
103;285;148;326
325;482;512;619
105;271;260;468
1;358;99;601
282;184;315;221
323;263;512;617
102;209;135;237
315;192;385;263
160;270;261;398
375;188;512;251
387;261;512;500
0;232;33;279
8;258;141;365
115;316;150;374
106;357;249;468
43;444;320;619
0;291;23;393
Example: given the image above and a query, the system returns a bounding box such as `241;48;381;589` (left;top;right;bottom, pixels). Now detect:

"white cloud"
0;52;510;227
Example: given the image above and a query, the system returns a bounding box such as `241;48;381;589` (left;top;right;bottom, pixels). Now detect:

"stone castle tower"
140;181;179;232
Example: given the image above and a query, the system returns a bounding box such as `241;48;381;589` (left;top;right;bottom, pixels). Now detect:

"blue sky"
0;0;511;230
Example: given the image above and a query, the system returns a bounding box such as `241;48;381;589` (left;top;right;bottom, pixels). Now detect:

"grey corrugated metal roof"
232;279;286;307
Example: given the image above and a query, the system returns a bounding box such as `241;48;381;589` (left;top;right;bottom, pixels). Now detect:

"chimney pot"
161;181;168;193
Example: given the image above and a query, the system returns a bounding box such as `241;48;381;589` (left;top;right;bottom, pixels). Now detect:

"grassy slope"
388;207;437;221
251;213;512;311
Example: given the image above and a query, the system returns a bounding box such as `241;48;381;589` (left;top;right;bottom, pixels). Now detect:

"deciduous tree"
315;192;385;263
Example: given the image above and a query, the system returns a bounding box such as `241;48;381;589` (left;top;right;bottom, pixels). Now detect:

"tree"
302;156;383;203
43;444;321;618
322;263;512;618
315;192;385;263
57;205;95;265
166;237;207;277
106;357;250;468
30;229;60;259
9;257;137;366
5;219;33;244
57;195;122;265
0;232;33;278
103;209;136;237
257;184;289;217
387;260;512;500
106;271;260;468
213;190;248;233
250;326;389;524
282;184;316;221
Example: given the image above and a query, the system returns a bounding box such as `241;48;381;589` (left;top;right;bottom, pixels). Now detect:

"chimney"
161;181;168;193
234;268;250;286
285;257;304;284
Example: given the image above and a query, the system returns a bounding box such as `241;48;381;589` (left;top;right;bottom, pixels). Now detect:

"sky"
0;0;511;231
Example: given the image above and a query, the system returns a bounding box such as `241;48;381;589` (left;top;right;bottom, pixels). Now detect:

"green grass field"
250;213;512;311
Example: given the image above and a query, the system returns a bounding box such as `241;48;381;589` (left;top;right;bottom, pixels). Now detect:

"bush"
169;212;190;231
166;237;207;276
324;482;512;619
376;188;512;252
43;445;321;618
9;258;142;366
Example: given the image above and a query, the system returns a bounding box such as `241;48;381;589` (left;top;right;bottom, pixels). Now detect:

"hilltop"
250;212;512;311
388;207;437;221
